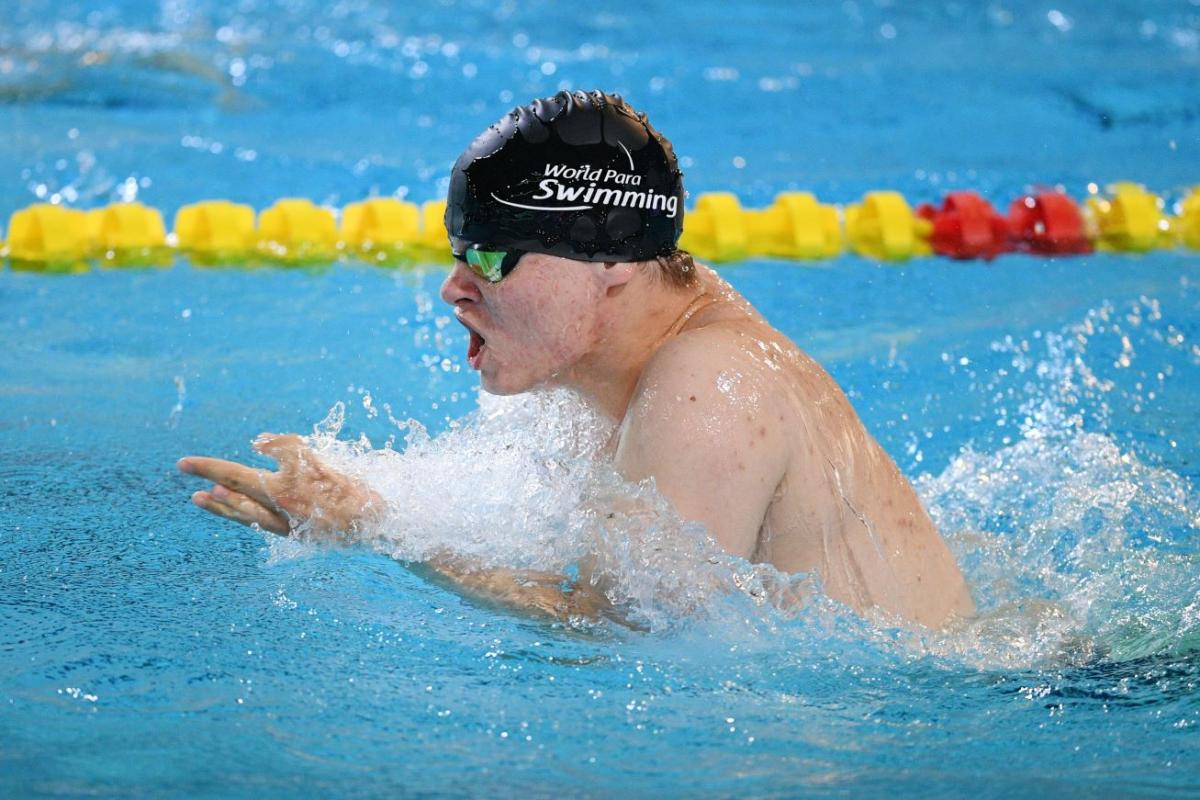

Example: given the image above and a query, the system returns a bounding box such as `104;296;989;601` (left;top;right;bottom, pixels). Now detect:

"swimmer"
179;90;975;629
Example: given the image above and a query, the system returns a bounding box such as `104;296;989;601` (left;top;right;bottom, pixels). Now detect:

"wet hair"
651;249;699;288
446;90;686;265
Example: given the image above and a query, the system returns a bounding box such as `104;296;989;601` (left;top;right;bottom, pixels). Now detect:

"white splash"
299;388;813;632
914;299;1200;668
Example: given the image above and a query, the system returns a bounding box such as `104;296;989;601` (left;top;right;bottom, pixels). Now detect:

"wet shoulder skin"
614;275;976;628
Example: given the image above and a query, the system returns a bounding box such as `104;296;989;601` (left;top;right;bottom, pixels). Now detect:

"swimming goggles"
452;244;528;283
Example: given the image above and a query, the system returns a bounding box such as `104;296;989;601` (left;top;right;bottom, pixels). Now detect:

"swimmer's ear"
598;260;637;294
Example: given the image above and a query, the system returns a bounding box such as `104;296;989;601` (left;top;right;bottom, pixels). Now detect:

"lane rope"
2;182;1197;271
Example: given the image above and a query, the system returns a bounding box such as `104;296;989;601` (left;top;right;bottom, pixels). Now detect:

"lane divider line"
1;184;1197;270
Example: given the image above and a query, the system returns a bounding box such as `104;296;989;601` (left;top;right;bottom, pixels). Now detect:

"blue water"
3;1;1200;797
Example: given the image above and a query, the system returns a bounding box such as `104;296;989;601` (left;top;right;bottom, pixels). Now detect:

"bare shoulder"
620;317;792;474
615;318;793;559
636;318;792;408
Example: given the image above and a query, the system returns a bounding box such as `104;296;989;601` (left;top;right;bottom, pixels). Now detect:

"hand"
178;433;383;537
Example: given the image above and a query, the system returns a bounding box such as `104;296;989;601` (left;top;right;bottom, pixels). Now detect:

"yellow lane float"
679;192;748;262
86;202;170;266
257;198;338;263
744;192;842;259
3;203;91;271
1085;182;1174;253
174;201;257;264
413;200;453;261
1175;186;1200;250
844;191;932;261
341;198;420;263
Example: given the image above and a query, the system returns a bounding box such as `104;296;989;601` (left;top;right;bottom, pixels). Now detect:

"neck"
561;269;712;421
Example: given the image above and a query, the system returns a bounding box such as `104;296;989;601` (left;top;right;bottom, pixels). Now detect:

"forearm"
408;556;616;623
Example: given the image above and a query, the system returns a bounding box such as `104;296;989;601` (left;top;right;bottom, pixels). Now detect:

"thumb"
253;433;309;469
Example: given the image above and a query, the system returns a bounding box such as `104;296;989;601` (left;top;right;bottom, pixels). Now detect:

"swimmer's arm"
179;438;617;624
614;331;790;559
409;556;619;624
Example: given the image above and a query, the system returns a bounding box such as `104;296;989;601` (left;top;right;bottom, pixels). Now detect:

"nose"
440;260;484;307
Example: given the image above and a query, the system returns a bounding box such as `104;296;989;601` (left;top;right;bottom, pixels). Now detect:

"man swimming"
179;90;975;629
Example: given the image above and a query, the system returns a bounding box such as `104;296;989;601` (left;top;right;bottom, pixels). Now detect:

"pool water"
2;1;1199;796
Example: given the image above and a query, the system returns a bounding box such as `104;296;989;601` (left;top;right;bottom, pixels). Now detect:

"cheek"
532;291;598;362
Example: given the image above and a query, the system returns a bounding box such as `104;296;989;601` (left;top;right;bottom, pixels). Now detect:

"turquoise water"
3;1;1199;796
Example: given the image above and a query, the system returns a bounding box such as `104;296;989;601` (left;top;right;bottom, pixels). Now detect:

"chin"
480;354;574;396
479;371;536;396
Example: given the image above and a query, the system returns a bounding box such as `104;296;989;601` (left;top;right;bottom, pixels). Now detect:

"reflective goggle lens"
465;249;507;282
458;247;525;283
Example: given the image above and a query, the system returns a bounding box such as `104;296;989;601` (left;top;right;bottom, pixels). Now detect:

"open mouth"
466;326;486;370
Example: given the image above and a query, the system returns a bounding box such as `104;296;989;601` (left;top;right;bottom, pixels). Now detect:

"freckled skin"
442;254;976;628
440;253;609;395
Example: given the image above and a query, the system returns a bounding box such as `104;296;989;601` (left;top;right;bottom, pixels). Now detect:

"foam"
289;388;811;632
915;299;1200;668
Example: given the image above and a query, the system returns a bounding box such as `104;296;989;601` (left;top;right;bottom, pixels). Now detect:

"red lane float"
1006;191;1092;255
916;191;1010;260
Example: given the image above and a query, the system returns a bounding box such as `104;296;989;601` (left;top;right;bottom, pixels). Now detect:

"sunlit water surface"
2;0;1199;796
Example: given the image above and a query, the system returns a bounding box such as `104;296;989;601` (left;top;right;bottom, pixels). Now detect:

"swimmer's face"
440;252;608;394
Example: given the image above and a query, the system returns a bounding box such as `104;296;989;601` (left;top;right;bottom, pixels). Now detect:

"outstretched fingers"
179;435;369;537
177;456;276;509
192;485;291;535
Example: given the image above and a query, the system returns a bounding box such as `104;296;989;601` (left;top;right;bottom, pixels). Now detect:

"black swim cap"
446;90;685;263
